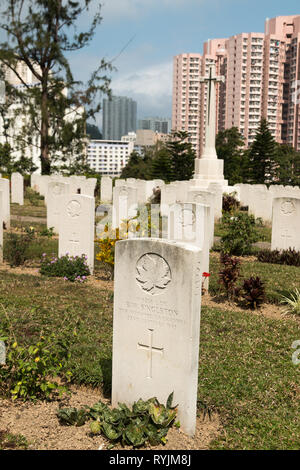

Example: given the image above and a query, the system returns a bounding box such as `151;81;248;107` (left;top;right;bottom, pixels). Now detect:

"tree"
150;146;172;181
0;0;112;174
246;119;278;183
274;144;300;186
86;122;102;140
216;127;245;185
120;150;153;180
166;131;195;181
0;142;37;175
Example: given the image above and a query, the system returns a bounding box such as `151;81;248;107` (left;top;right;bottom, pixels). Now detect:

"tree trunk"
41;86;50;174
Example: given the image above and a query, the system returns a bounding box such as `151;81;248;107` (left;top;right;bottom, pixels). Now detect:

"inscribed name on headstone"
112;238;202;436
271;197;300;251
59;194;95;273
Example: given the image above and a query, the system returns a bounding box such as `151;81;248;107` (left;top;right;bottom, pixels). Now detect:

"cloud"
111;61;173;117
100;0;199;21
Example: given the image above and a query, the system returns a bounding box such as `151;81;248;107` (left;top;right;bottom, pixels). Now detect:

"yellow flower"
35;357;40;362
12;342;17;348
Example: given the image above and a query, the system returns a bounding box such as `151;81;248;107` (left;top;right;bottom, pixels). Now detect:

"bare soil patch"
0;385;221;450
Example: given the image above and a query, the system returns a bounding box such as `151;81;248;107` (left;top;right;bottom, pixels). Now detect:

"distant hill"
86;123;102;139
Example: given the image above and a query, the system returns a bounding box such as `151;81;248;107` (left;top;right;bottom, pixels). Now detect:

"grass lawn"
0;270;300;449
11;199;46;218
2;200;300;449
209;253;300;303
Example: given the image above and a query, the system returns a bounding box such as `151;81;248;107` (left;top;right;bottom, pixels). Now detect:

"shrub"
40;253;90;282
257;248;300;267
220;212;260;256
39;227;55;238
3;231;35;266
222;192;240;214
25;187;44;206
280;288;300;316
0;334;71;400
242;276;265;309
219;253;241;299
57;393;178;448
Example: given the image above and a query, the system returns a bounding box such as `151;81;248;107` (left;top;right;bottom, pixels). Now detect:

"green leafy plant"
40;253;90;282
222;192;240;214
280;288;300;316
220;212;260;256
25;187;44;206
257;248;300;267
219;253;241;300
242;276;265;309
0;334;72;400
3;231;35;266
39;227;55;238
57;393;178;448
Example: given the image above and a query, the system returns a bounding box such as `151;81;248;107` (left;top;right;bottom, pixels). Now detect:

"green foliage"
274;144;300;186
40;253;90;282
0;142;37;175
219;253;241;300
121;131;196;182
57;393;178;448
25;187;44;206
0;335;71;401
216;127;245;185
280;288;300;316
222;192;240;214
86;122;102;140
220;212;260;256
39;227;55;238
3;231;35;266
120;150;153;180
0;430;28;450
166;130;196;181
257;248;300;267
242;276;266;309
0;0;112;174
246;119;278;184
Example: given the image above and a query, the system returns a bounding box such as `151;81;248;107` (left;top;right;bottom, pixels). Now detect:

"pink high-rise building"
172;15;300;156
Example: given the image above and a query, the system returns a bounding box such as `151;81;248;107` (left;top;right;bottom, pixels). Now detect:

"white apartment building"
86;140;134;176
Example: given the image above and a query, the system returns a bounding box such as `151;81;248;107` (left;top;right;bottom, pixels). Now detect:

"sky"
67;0;300;130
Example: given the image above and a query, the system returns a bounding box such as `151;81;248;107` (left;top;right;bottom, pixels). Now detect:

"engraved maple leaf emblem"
136;254;171;295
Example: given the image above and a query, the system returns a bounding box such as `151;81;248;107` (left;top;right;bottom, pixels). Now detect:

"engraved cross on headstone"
280;229;292;250
69;233;80;256
137;329;164;379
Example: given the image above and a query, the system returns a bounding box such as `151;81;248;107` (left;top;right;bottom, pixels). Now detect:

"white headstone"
167;202;211;289
112;186;138;230
187;189;215;248
112;238;202;436
161;184;177;217
0;178;10;229
59;194;95;273
0;191;3;262
271;197;300;251
11;172;24;205
82;178;97;197
0;340;5;365
101;176;113;202
47;182;70;234
208;182;223;219
248;185;272;222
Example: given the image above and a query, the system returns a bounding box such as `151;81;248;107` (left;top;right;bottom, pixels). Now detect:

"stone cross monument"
193;64;227;187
